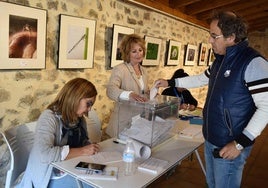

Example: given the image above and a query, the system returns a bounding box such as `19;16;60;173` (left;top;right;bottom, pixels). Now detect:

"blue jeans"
48;174;93;188
205;140;252;188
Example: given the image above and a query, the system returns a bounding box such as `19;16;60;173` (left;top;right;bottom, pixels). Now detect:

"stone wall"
0;0;267;186
248;29;268;58
0;0;209;132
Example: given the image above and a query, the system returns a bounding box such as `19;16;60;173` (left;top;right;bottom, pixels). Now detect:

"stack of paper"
119;115;175;146
138;157;168;174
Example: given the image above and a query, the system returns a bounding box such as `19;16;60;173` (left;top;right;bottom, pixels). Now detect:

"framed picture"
166;40;181;66
208;48;215;66
198;43;209;66
0;2;47;69
58;14;96;69
142;36;162;66
184;44;197;66
110;24;134;68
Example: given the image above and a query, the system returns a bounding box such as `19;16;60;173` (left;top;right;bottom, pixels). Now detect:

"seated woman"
162;69;198;111
18;78;100;188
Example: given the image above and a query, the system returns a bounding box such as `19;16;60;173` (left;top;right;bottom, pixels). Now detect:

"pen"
113;139;127;145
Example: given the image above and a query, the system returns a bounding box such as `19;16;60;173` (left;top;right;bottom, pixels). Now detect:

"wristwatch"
234;141;244;151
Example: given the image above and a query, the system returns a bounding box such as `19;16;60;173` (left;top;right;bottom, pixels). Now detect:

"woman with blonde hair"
19;78;99;188
106;34;149;137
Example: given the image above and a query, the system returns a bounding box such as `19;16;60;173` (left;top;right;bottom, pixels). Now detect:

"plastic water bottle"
123;139;135;176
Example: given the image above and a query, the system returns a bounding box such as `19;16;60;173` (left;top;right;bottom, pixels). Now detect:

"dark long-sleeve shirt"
161;87;198;107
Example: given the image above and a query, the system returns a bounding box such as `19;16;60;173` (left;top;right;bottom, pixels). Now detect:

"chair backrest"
87;109;102;143
1;121;37;188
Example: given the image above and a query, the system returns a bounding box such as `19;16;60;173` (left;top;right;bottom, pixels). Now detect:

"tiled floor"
148;125;268;188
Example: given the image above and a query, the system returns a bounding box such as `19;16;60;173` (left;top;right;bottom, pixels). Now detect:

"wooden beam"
247;17;268;25
238;4;268;17
244;13;268;23
196;0;268;20
248;23;268;32
184;0;240;15
127;0;209;29
169;0;200;9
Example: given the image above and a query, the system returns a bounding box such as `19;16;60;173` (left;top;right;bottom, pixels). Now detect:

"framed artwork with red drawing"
0;2;47;69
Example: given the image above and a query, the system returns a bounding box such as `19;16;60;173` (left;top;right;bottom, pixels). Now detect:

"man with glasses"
156;11;268;188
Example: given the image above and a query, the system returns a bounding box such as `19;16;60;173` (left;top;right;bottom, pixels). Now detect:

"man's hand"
219;141;241;160
155;79;168;88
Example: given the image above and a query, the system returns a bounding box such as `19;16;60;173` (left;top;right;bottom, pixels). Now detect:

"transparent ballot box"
117;95;180;148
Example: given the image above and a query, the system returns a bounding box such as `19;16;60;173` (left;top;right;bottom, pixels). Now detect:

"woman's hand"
129;92;148;102
188;104;196;111
67;143;100;159
82;143;100;155
180;103;196;111
180;103;189;110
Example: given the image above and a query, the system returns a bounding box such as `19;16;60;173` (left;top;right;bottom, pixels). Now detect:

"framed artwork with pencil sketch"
58;14;96;69
0;2;47;69
166;40;181;66
142;36;162;66
110;24;135;68
198;43;209;66
184;44;197;66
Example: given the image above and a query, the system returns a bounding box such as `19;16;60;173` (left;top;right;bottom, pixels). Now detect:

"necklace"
132;65;142;78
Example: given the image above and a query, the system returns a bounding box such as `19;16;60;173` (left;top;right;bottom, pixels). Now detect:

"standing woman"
106;34;149;137
18;78;100;188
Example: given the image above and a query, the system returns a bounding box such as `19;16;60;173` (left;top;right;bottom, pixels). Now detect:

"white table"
51;120;205;188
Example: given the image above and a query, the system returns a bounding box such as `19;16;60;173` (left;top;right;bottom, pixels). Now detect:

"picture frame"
184;44;197;66
110;24;135;68
166;40;181;66
208;48;215;66
0;2;47;69
142;36;162;66
198;43;209;66
58;14;96;69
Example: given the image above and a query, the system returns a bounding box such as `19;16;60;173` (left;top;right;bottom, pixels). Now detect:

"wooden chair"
1;121;36;188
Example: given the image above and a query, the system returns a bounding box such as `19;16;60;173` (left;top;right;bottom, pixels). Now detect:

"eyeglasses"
86;101;94;108
210;34;223;40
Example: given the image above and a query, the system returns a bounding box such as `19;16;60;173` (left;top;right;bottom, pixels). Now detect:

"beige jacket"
106;62;149;137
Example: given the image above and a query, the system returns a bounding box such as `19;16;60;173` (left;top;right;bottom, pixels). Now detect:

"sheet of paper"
90;151;122;164
150;81;160;100
179;125;202;139
179;108;203;117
